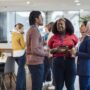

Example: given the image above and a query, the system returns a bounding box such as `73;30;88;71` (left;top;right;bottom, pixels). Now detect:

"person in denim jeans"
14;54;26;90
48;18;78;90
12;23;26;90
26;11;49;90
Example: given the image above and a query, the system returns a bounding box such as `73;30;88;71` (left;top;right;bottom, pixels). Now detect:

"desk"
0;48;13;56
0;46;13;86
0;43;14;89
0;43;13;57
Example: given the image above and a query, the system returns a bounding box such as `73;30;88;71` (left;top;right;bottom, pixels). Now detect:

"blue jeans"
79;76;90;90
28;64;44;90
15;54;26;90
53;57;76;90
43;57;51;82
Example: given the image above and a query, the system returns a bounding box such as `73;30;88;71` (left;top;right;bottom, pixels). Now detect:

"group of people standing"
12;10;90;90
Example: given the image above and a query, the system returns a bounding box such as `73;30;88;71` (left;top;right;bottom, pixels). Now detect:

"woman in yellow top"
12;23;26;90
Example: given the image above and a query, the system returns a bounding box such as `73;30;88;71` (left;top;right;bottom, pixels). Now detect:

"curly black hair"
52;18;74;35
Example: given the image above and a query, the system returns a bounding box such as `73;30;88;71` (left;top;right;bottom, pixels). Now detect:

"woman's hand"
48;53;53;58
50;47;59;54
70;47;77;57
50;46;68;54
44;48;53;58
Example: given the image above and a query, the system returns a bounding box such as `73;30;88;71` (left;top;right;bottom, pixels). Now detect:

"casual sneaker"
48;85;55;90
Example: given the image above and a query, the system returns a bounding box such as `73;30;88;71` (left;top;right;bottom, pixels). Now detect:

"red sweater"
48;33;78;57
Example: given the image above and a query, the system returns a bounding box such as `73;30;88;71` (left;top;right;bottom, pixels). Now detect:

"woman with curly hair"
48;18;78;90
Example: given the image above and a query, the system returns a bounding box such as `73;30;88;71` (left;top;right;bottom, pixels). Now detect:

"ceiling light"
76;2;80;6
74;0;80;3
26;1;30;5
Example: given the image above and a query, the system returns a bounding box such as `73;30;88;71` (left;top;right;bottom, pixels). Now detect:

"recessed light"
76;2;80;6
74;0;80;3
26;1;30;5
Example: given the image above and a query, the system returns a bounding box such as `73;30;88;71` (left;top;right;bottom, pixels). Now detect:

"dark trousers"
43;57;51;82
28;64;44;90
15;54;26;90
79;76;90;90
53;57;76;90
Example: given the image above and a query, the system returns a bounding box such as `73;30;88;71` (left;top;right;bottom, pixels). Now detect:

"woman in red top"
48;18;78;90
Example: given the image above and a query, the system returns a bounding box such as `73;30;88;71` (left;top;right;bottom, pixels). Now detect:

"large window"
45;11;80;37
0;12;7;42
0;11;90;42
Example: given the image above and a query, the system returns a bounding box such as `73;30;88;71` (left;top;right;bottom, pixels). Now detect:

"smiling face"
57;19;66;34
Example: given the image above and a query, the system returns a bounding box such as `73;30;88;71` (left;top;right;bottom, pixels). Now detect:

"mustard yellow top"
12;31;25;50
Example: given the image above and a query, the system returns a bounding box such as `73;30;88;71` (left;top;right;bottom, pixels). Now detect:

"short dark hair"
52;18;74;35
29;11;41;25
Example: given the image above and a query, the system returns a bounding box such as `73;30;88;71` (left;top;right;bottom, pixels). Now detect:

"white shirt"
13;50;25;57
